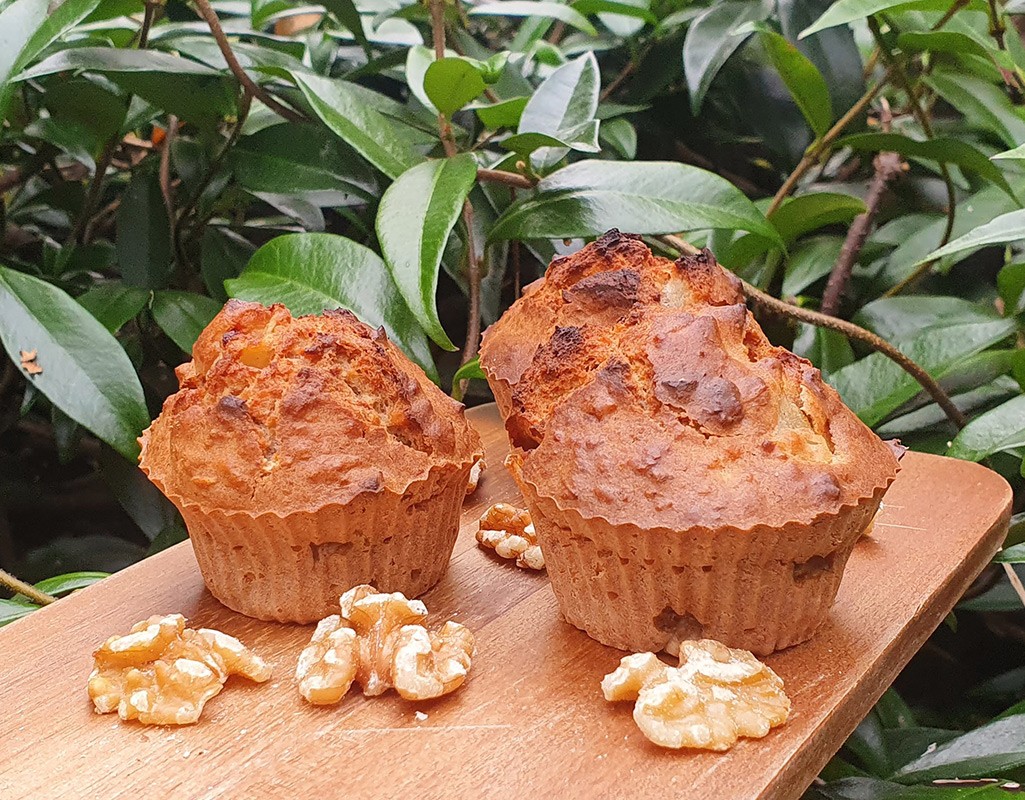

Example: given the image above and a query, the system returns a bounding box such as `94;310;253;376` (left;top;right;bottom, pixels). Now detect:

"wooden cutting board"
0;404;1012;800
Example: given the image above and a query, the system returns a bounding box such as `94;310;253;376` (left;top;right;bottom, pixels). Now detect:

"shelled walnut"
476;503;544;570
602;639;790;751
296;585;476;705
88;614;271;725
466;456;486;494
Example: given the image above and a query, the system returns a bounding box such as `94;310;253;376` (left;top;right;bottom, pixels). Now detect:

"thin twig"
659;234;968;429
67;139;117;245
1002;563;1025;609
137;0;160;48
600;59;638;103
158;115;178;228
988;0;1008;49
476;167;535;189
821;150;904;316
461;201;481;365
192;0;305;123
0;567;56;606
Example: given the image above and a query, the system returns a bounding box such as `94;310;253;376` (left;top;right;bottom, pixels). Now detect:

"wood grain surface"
0;404;1012;800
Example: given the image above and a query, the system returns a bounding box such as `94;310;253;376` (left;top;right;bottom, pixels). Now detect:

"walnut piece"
476;503;544;570
466;455;486;495
88;614;271;725
296;585;475;704
601;639;790;751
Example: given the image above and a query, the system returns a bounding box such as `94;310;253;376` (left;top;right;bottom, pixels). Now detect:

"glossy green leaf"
376;154;478;351
151;291;223;354
0;266;149;460
0;600;36;627
800;0;962;38
840;132;1016;199
226;233;436;379
76;283;150;333
829;316;1016;426
854;296;1005;341
24;117;97;171
0;0;102;123
782;236;844;296
491;161;781;245
998;262;1025;315
469;2;598;35
502;122;601;155
474;96;529;129
599;117;637;158
948;394;1025;462
320;0;371;56
793;323;855;378
878;377;1022;438
769;192;866;244
894;708;1025;783
759;29;832;137
16;48;237;127
993;143;1025;160
31;571;108;597
683;1;771;114
916;209;1025;266
451;356;486;401
201;228;255;302
572;0;656;23
230;124;376;198
424;57;486;116
518;53;601;170
926;72;1025;149
996;542;1025;563
897;30;998;60
116;169;172;290
818;776;1007;798
291;72;421;180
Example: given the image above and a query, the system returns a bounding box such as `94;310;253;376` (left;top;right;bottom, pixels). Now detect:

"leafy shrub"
2;0;1025;793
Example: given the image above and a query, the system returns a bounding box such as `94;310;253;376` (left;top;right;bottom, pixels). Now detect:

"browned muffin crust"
481;230;899;532
140;301;482;514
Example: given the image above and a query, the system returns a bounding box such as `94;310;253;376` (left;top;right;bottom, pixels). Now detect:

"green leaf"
683;0;771;115
840;132;1017;199
116;168;172;290
998;262;1025;315
572;0;656;24
501;122;601;155
758;28;833;137
31;571;108;597
993;142;1025;160
769;192;866;244
829;316;1016;427
451;356;487;401
817;776;1007;799
0;0;103;124
996;542;1025;563
201;228;255;302
151;291;223;354
320;0;372;56
376;154;478;351
424;57;486;116
518;53;601;170
926;71;1025;149
916;209;1025;266
0;266;149;460
230;124;376;198
490;161;782;245
793;323;855;378
474;96;529;129
98;444;181;542
948;394;1025;462
0;599;36;627
854;296;1005;341
599;117;637;158
894;708;1025;783
878;376;1022;438
16;48;237;127
226;233;436;379
800;0;964;38
469;2;598;35
24;117;98;171
897;30;997;61
783;236;844;296
291;72;421;180
76;283;150;333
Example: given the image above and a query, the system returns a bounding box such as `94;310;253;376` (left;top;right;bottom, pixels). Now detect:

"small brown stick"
476;167;534;190
67;139;117;245
660;234;968;429
137;0;160;48
599;60;637;103
192;0;305;123
461;201;482;365
0;567;56;606
1003;563;1025;609
158;115;178;228
821;150;904;316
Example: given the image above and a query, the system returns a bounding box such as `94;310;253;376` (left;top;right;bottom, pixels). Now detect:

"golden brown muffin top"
140;301;482;515
480;230;899;532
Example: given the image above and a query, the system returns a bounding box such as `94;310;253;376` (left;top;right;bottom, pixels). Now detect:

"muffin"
480;230;900;656
140;300;483;623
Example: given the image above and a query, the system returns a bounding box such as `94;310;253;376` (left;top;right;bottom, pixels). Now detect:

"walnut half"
601;639;790;751
476;503;544;570
296;585;476;704
88;614;271;725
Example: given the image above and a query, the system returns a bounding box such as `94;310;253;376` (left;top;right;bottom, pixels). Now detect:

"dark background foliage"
3;0;1025;793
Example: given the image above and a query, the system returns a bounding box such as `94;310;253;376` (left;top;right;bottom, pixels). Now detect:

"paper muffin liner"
168;462;472;623
515;469;889;657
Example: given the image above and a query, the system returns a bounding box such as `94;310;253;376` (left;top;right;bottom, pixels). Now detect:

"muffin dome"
141;300;482;514
481;230;899;532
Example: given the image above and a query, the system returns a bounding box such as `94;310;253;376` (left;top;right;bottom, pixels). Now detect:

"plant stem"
0;567;55;606
137;0;160;48
660;234;968;429
67;139;117;245
821;150;904;316
476;167;535;189
192;0;305;123
1003;562;1025;609
988;0;1008;49
766;75;888;216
